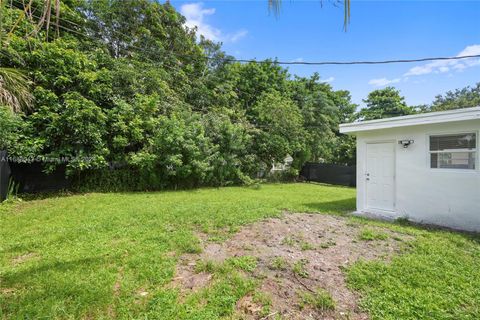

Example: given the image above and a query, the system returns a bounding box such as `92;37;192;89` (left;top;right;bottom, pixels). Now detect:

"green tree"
289;73;357;165
358;87;414;120
428;82;480;112
0;0;360;190
0;106;21;150
251;90;305;166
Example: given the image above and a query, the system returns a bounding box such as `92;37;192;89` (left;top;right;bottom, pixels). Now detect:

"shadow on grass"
2;255;111;286
302;198;356;214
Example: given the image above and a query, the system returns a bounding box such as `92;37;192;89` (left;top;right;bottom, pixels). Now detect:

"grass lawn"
0;183;479;319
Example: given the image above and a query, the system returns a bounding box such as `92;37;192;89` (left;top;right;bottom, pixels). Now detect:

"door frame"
364;140;397;214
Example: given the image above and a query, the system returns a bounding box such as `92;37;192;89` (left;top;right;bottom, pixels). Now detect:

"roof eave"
339;106;480;134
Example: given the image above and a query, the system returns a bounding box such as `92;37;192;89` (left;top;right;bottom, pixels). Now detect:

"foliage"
0;106;21;150
252;90;305;164
428;82;480;112
0;67;33;112
2;0;480;191
0;1;360;189
358;87;416;120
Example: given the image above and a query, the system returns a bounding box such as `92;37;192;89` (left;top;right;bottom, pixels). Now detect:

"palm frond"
269;0;351;30
344;0;351;31
268;0;281;16
0;67;33;113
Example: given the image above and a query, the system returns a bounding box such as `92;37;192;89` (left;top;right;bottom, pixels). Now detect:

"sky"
170;0;480;108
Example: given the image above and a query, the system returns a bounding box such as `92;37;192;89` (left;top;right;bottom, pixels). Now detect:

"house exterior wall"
356;119;480;231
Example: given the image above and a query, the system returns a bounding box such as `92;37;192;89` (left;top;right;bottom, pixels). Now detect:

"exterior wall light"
398;139;414;148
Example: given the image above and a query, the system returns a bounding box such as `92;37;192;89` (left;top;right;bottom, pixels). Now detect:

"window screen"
429;133;476;169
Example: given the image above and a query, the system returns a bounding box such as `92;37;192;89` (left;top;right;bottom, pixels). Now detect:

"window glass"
430;133;476;151
430;152;476;169
430;133;476;170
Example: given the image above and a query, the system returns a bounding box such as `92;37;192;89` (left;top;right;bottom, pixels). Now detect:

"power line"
225;55;480;66
8;0;480;67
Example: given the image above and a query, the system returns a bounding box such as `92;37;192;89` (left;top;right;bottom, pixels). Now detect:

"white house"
340;107;480;232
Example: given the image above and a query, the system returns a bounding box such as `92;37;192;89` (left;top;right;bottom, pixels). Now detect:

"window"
430;133;476;169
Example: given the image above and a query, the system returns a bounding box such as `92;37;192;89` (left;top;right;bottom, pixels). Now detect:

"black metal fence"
300;162;356;187
9;162;69;193
0;153;70;201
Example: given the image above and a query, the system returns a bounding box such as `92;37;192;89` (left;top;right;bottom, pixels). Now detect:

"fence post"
0;150;11;202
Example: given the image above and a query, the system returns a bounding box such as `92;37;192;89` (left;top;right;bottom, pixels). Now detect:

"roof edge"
340;106;480;134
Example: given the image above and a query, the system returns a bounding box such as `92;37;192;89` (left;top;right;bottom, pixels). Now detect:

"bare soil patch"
173;213;412;319
11;252;38;266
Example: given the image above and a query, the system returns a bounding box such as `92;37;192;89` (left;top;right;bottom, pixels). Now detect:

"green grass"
299;288;336;311
348;226;480;320
0;183;354;319
225;256;257;273
1;183;480;319
358;228;389;241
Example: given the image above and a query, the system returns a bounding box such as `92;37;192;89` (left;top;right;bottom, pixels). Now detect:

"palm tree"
0;0;33;113
0;67;32;112
268;0;351;30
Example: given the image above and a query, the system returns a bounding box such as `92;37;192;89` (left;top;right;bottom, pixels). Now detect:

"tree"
289;73;357;165
428;83;480;112
0;105;21;150
0;0;360;191
358;87;414;120
251;90;305;165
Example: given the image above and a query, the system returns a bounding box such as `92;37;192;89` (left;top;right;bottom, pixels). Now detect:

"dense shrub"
2;1;357;191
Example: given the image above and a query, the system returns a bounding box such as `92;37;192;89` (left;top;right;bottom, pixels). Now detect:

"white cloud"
229;29;248;43
405;44;480;76
320;76;335;83
180;3;247;43
368;77;401;87
291;57;304;63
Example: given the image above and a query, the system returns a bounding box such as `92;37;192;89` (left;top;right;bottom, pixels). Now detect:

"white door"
366;142;395;211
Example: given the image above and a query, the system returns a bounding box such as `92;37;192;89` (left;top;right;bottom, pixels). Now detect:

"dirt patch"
11;252;38;266
173;213;412;319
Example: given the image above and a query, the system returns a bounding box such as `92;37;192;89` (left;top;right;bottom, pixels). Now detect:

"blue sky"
171;0;480;107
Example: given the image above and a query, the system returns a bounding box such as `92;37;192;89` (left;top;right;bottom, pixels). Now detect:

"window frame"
427;131;478;172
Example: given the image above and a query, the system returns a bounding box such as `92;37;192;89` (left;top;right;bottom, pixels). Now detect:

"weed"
252;291;272;317
395;216;411;225
319;240;336;249
195;260;216;273
300;241;315;251
293;259;309;278
226;256;257;272
281;236;296;246
358;228;389;241
269;257;288;271
298;288;335;311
